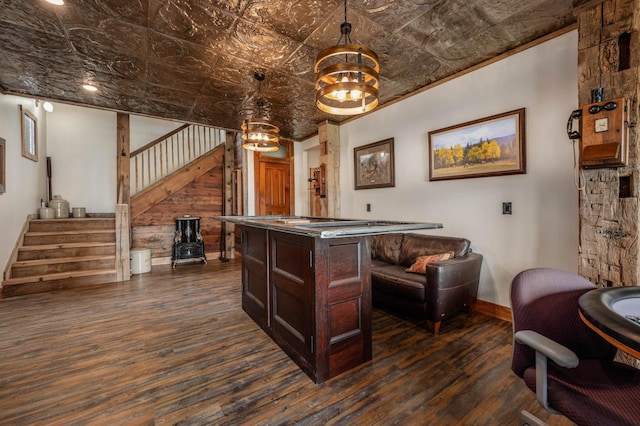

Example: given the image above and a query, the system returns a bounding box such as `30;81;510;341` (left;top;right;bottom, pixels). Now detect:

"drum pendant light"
314;0;380;116
242;72;280;152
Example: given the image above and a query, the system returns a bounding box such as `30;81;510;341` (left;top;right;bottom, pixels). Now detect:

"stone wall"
577;0;640;287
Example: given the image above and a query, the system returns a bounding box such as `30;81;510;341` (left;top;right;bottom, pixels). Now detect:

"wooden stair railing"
130;124;226;195
130;145;224;220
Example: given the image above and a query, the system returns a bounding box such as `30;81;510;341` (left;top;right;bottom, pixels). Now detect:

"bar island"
217;216;443;383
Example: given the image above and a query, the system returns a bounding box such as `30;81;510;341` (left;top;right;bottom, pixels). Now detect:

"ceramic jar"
38;207;55;219
72;207;86;218
49;195;70;219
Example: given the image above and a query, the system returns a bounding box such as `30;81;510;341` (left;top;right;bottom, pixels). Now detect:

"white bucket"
130;248;151;274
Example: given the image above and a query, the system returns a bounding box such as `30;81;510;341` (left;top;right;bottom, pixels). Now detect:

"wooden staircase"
1;217;118;298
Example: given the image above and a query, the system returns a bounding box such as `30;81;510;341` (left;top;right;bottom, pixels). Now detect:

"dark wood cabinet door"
322;238;372;379
241;226;269;329
269;231;314;372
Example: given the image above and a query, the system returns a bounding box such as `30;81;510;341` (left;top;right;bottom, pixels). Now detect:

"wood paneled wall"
131;164;223;261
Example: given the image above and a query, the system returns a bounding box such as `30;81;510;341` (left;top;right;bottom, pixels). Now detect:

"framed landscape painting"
429;108;526;181
354;138;395;190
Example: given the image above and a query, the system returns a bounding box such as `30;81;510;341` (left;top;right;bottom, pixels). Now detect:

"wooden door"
259;162;290;215
255;141;293;216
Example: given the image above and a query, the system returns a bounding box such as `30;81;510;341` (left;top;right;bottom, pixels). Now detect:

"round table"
578;286;640;359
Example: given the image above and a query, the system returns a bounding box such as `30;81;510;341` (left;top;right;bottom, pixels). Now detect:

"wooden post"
116;113;131;280
116;113;131;205
222;131;236;259
115;204;131;281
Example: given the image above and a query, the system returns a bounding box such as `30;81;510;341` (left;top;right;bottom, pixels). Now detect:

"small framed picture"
354;138;395;190
0;137;5;194
595;117;609;133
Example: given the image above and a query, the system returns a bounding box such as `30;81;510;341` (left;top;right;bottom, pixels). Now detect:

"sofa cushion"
371;264;426;302
371;233;403;265
405;251;454;274
371;258;391;269
398;234;470;267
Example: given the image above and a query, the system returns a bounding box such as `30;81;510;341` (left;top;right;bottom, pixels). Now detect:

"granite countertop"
215;215;443;238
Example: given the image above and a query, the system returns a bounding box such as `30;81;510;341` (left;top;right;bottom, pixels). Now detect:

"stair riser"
11;259;115;278
18;245;116;261
1;273;118;298
29;219;115;232
24;234;116;245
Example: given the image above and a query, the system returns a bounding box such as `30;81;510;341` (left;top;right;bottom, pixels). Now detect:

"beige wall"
296;30;580;308
0;96;49;274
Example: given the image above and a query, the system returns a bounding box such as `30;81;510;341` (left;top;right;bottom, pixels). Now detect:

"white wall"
46;104;117;213
44;105;185;215
0;95;49;272
294;136;320;216
130;115;183;150
296;31;579;307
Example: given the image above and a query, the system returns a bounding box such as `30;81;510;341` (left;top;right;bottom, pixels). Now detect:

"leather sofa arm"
424;252;483;322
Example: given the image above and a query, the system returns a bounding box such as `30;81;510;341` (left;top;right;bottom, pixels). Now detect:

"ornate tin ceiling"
0;0;576;140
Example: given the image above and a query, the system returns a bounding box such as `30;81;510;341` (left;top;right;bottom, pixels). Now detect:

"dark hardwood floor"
0;259;572;425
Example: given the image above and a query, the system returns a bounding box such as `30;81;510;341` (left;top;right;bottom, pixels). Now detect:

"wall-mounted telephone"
567;109;582;140
578;97;629;168
308;165;326;198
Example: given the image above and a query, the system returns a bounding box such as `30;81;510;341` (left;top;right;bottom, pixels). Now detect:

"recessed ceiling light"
43;102;54;112
46;0;64;5
82;84;98;92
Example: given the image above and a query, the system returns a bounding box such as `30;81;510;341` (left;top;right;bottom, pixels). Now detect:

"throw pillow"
405;251;454;274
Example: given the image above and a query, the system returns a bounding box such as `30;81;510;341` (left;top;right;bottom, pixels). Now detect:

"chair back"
510;268;616;377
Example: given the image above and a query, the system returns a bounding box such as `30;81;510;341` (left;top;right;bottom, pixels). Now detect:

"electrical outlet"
502;202;512;215
366;203;371;212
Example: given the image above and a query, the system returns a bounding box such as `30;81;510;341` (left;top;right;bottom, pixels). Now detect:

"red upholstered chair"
510;268;640;426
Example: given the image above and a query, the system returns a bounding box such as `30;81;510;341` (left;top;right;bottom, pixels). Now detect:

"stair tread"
13;255;116;267
32;217;114;222
19;242;116;251
2;269;118;286
25;230;115;236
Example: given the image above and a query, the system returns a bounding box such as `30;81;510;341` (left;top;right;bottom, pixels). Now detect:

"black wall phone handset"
567;108;585;191
567;109;582;140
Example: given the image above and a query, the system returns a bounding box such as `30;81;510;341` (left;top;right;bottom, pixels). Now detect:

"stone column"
318;120;341;217
576;0;639;287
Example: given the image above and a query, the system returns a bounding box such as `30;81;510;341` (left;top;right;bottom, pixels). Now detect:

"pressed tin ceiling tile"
0;0;575;140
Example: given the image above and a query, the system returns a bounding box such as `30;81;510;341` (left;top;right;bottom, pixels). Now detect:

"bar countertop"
216;215;443;238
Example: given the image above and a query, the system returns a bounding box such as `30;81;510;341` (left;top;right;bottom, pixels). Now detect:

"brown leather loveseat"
370;233;482;334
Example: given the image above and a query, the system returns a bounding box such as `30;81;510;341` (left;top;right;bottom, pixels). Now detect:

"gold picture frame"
429;108;526;181
20;105;38;162
0;137;5;193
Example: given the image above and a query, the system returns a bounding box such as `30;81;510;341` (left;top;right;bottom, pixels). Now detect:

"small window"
260;143;288;159
20;105;38;162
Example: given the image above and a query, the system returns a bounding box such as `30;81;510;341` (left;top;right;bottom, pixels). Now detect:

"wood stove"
172;216;206;267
